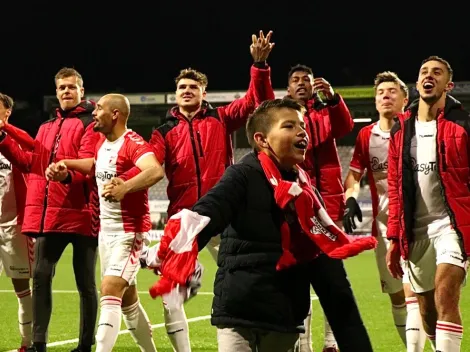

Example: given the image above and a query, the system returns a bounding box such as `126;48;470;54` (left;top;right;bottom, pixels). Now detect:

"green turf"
0;247;467;351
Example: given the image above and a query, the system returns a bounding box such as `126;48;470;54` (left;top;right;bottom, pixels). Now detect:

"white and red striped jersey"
349;122;390;237
95;130;154;233
0;153;18;225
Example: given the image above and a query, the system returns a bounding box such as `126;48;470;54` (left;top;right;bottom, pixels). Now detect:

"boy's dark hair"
55;67;83;86
421;55;453;81
0;93;14;109
175;68;208;89
288;64;313;82
374;71;409;98
246;98;306;150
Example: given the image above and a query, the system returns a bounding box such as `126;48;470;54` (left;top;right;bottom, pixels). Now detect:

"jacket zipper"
39;118;66;233
187;120;202;199
196;130;204;157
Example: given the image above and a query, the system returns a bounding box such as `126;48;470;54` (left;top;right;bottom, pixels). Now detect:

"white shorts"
407;229;469;293
0;225;34;279
99;231;149;285
375;231;409;294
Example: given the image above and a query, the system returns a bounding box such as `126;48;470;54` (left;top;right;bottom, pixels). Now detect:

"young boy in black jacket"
148;98;375;352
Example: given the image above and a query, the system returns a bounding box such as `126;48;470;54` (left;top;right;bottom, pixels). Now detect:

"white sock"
298;306;312;352
163;301;191;352
405;298;426;352
323;314;338;348
392;302;407;345
95;296;122;352
427;333;436;351
122;300;157;352
436;320;463;352
16;288;33;347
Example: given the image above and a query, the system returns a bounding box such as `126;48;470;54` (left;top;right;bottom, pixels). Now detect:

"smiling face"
175;78;206;110
255;107;309;169
416;59;454;104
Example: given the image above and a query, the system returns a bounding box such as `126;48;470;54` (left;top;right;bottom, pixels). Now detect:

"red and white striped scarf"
257;152;377;270
149;152;377;299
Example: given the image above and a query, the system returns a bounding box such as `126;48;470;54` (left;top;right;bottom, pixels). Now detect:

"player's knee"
11;278;30;292
434;283;459;314
388;289;405;305
122;285;138;307
100;276;127;298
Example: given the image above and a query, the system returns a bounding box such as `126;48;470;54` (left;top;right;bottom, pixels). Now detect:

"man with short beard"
0;68;100;352
387;56;470;352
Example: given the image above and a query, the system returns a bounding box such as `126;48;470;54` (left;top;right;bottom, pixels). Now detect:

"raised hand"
250;30;274;63
313;77;335;100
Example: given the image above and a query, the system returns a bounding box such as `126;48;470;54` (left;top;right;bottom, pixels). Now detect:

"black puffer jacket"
194;151;311;333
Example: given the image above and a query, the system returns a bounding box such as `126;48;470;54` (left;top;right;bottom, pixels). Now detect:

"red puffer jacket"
150;64;272;217
0;101;96;236
387;96;470;258
300;96;354;222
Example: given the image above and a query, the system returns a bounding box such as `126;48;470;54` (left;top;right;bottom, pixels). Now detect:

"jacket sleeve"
349;129;367;174
217;64;273;134
387;127;400;241
67;123;102;184
0;137;31;173
193;164;248;249
319;94;354;140
3;124;36;151
149;129;166;165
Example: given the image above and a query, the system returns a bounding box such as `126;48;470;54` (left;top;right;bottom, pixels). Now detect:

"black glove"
186;261;204;301
343;197;362;234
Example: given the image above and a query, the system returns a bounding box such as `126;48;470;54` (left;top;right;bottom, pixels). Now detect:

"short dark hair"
374;71;409;98
175;68;208;89
0;93;14;110
421;55;453;81
246;98;306;150
288;64;313;82
55;67;83;86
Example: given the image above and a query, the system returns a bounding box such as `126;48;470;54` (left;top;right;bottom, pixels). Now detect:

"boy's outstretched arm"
193;164;248;249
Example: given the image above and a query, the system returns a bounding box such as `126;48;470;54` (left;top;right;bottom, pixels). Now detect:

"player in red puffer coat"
0;68;99;352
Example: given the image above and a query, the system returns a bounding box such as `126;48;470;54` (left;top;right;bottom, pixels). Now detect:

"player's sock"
298;307;312;352
391;302;407;345
16;288;32;347
95;296;122;352
436;321;463;352
122;300;156;352
163;301;191;352
405;298;426;352
426;333;436;351
323;314;338;349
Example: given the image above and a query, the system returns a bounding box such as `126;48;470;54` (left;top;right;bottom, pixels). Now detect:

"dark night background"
1;3;468;141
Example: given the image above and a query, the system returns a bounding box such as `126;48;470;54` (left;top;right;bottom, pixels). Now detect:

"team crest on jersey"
108;155;117;165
